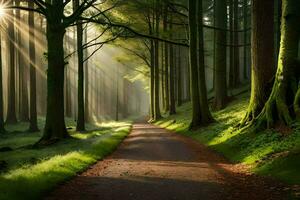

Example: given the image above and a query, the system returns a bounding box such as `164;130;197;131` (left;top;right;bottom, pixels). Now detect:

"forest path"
46;123;288;200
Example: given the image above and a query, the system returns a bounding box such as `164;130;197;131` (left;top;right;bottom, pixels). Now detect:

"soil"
46;123;290;200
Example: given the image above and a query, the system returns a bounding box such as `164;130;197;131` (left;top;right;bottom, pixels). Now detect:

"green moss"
0;119;132;200
155;93;300;185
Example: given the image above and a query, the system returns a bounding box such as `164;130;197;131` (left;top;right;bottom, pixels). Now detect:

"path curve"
46;123;288;200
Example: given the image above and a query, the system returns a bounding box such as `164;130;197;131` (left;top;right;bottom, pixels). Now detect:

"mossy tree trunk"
240;0;275;127
28;1;39;132
213;0;228;110
251;0;300;129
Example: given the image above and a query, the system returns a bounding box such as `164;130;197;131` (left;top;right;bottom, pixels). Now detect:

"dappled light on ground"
47;123;288;200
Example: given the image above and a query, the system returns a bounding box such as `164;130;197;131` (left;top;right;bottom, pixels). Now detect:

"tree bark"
16;0;29;122
38;14;69;144
153;0;162;121
197;0;214;124
6;0;17;124
213;0;228;110
169;12;176;115
0;31;5;132
163;4;170;111
250;0;300;129
188;0;202;129
28;1;39;132
240;0;275;126
74;0;85;131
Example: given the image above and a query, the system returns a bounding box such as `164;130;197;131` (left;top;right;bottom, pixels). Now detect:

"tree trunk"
243;0;249;80
38;21;69;144
163;5;170;112
169;12;176;115
84;28;89;122
240;0;275;126
149;40;155;121
197;0;214;124
213;0;228;110
188;0;202;129
16;0;29;122
74;0;85;131
251;0;300;129
6;0;17;124
177;47;182;107
153;1;162;121
28;1;39;132
0;31;5;132
229;0;240;88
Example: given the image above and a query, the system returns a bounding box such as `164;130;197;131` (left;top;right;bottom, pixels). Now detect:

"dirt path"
46;123;289;200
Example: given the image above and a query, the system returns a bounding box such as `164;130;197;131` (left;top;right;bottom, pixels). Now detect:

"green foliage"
0;119;132;200
155;93;300;185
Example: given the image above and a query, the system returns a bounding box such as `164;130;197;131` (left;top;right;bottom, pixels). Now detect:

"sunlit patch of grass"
0;120;132;200
155;92;300;185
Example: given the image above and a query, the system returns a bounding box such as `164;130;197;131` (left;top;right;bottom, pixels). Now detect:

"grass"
0;119;132;200
155;93;300;185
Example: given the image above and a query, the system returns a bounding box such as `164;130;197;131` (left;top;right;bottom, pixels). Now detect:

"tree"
240;0;275;126
6;0;17;124
229;0;240;88
169;9;176;115
197;0;214;124
249;0;300;128
213;0;228;110
153;0;162;120
74;0;85;131
16;0;29;122
28;0;39;132
0;30;5;133
188;0;202;129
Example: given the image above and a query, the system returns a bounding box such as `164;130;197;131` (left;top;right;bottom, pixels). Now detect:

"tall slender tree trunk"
177;47;182;107
243;0;249;80
28;1;39;132
153;0;162;121
213;0;228;110
16;0;29;121
188;0;202;129
0;31;5;133
240;0;275;126
229;0;240;89
163;4;170;112
149;40;155;120
6;0;17;124
84;28;89;122
197;0;214;124
74;0;85;131
169;12;176;115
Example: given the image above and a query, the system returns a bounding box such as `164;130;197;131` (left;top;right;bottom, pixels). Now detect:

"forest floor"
47;123;290;200
0;120;132;200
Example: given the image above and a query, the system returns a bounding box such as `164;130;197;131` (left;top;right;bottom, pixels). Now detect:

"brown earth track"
46;123;289;200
